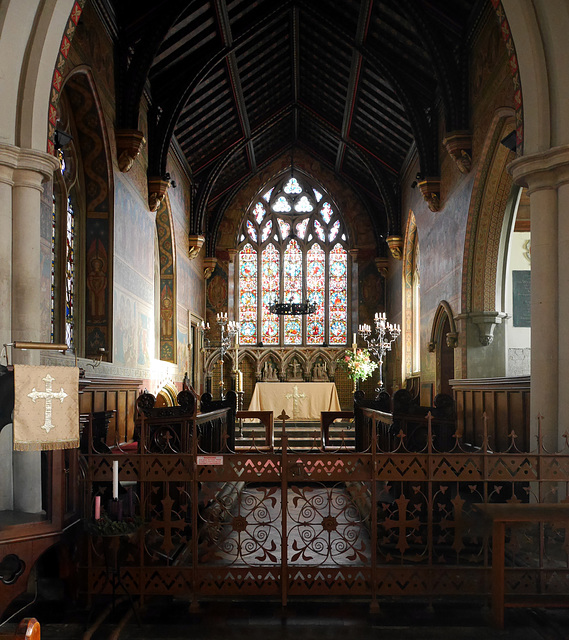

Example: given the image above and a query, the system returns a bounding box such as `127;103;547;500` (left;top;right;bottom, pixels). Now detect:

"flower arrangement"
338;348;378;382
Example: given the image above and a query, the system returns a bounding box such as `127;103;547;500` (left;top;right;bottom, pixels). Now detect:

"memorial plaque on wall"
513;270;531;327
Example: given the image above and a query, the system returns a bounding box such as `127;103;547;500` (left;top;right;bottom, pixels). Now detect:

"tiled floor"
3;598;569;640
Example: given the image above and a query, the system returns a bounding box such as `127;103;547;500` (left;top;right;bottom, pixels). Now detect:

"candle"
238;371;243;391
112;460;119;499
353;333;357;345
94;495;101;520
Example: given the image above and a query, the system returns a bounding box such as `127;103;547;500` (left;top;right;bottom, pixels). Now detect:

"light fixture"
54;129;73;151
268;297;317;316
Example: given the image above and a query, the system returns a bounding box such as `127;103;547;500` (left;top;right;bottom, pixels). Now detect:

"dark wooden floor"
2;598;568;640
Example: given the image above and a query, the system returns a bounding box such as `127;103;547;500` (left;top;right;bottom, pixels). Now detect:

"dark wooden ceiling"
97;0;488;250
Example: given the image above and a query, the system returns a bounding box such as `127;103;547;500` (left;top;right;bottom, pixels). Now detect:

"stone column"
10;146;59;513
509;145;569;452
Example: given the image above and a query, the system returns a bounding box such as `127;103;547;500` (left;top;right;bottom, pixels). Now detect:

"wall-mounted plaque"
512;270;531;327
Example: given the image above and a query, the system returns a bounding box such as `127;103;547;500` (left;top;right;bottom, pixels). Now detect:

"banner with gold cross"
13;365;80;451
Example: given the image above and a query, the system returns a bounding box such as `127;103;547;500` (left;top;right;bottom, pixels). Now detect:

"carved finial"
418;178;441;212
188;235;205;260
148;177;170;212
115;129;146;172
203;257;217;279
443;131;472;174
386;236;403;260
277;410;289;435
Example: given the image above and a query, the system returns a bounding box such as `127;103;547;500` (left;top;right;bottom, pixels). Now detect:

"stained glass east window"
237;172;350;346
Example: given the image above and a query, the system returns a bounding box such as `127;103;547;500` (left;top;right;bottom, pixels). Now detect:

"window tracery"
237;173;349;346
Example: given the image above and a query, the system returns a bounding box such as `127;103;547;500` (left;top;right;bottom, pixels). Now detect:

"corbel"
148;177;170;212
386;236;403;260
417;177;441;212
443;131;472;174
457;311;508;346
188;235;205;260
115;129;146;173
375;256;389;277
203;257;217;279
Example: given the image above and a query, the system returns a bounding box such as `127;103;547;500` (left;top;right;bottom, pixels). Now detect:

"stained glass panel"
329;219;340;241
306;244;325;344
314;219;326;242
51;194;56;341
320;202;333;223
294;195;313;212
65;196;75;350
284;240;303;344
246;219;257;241
253;202;266;223
277;218;290;239
273;196;291;212
313;189;323;202
261;244;280;344
239;244;257;345
261;219;272;242
262;188;274;202
284;177;302;194
329;244;347;344
295;219;309;238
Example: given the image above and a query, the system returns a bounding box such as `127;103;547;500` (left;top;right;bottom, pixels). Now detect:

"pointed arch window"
51;148;77;351
237;174;350;346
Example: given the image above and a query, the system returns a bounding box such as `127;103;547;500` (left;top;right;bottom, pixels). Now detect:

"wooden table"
473;502;569;628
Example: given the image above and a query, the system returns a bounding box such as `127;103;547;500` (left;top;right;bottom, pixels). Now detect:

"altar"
248;382;341;422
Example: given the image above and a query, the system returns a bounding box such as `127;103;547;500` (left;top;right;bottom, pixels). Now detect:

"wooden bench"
235;410;274;450
473;502;569;628
320;411;354;449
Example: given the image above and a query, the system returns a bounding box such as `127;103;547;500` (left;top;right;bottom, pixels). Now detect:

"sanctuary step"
235;420;355;450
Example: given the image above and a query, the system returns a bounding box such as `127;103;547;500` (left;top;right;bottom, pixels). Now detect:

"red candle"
94;495;101;520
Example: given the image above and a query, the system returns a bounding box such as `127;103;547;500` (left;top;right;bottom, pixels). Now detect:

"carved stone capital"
386;236;403;260
375;256;389;276
203;257;217;279
188;235;205;259
148;177;170;212
418;178;441;212
443;131;472;174
227;249;238;263
115;129;146;172
428;341;436;353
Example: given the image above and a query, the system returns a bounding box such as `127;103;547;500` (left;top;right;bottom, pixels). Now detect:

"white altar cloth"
248;382;340;421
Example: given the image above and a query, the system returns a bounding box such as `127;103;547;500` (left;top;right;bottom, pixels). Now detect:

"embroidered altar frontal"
13;365;80;451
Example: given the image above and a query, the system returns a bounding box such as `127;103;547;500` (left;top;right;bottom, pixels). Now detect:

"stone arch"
59;67;114;358
155;383;178;407
460;109;516;373
428;301;458;396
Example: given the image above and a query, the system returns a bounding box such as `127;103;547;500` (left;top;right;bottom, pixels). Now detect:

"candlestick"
127;487;134;518
94;495;101;520
112;460;119;499
358;311;401;390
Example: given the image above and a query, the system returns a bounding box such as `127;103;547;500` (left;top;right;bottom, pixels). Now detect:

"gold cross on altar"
285;384;306;420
